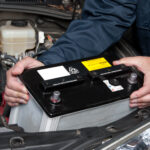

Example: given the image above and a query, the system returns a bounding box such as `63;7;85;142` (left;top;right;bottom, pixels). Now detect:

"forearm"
38;0;137;65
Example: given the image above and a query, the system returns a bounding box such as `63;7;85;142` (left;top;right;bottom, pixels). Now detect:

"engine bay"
0;2;150;150
0;1;82;103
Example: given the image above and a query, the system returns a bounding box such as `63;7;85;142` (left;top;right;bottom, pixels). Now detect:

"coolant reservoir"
0;20;36;57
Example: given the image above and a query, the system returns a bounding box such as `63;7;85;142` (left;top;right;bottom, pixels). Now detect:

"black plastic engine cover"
1;108;150;150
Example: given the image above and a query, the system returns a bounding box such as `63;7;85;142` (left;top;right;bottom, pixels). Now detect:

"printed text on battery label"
81;57;111;71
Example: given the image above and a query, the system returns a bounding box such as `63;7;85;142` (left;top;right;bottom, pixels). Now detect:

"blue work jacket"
38;0;150;65
136;0;150;56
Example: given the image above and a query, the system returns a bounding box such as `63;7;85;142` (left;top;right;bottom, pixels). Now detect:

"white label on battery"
103;80;124;92
37;66;70;80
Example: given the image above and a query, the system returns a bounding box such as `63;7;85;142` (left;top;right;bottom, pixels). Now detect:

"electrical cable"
32;49;47;58
1;54;18;64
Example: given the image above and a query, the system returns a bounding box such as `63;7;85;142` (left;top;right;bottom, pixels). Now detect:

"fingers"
6;69;28;94
4;87;28;107
113;57;143;75
113;56;150;74
113;56;141;66
113;56;150;109
5;86;29;101
129;75;150;108
131;94;150;103
129;81;150;108
130;94;150;108
113;56;143;65
4;57;44;107
4;77;29;106
130;85;150;100
113;57;143;73
4;86;29;105
4;95;27;104
7;102;19;107
130;103;150;109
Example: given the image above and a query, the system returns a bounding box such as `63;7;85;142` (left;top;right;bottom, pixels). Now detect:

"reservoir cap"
11;20;28;27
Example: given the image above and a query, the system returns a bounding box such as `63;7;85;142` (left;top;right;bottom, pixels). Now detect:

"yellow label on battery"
81;57;111;71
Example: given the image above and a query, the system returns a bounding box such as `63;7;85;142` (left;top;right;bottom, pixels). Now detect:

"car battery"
9;48;143;132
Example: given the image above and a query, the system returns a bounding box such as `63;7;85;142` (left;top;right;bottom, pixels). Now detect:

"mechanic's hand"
113;56;150;109
4;57;44;106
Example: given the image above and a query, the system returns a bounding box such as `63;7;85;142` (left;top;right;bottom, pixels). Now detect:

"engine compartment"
0;2;150;150
0;12;69;64
0;1;82;103
0;0;82;63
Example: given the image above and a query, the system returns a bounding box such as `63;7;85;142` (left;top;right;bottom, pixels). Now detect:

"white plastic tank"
0;20;36;57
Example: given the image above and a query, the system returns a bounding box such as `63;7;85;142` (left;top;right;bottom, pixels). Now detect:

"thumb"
12;57;44;76
113;57;139;66
113;56;144;71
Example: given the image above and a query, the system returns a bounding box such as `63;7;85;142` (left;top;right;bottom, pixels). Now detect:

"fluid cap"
127;73;137;84
11;20;28;27
50;91;61;104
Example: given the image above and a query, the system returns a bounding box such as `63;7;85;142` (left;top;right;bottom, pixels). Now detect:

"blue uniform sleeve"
38;0;137;65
